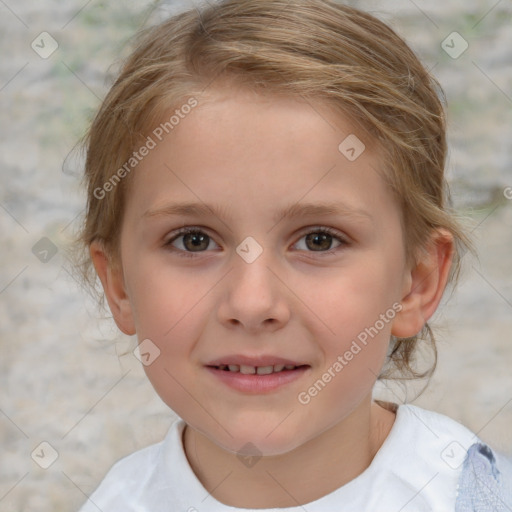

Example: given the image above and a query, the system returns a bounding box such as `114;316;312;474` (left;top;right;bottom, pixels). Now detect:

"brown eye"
305;232;334;251
167;229;217;253
294;228;347;254
182;232;210;251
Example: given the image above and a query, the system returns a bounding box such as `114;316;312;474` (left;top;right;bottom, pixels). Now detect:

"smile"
212;364;306;375
205;358;311;393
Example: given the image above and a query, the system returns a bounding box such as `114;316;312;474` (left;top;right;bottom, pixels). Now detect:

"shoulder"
391;404;512;511
77;418;186;512
378;404;477;511
396;403;478;464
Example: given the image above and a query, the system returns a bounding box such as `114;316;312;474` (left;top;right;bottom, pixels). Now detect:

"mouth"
209;363;309;375
205;356;311;393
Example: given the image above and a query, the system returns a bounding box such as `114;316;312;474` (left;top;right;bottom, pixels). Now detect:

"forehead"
124;86;398;229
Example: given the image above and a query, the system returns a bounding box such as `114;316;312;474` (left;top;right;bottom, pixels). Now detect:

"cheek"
302;257;401;388
134;295;207;417
125;261;213;401
300;268;396;417
126;258;206;338
310;262;399;338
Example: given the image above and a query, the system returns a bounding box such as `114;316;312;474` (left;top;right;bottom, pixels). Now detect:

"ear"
391;229;454;338
90;241;136;336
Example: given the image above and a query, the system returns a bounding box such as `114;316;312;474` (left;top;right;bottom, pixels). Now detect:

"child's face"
107;86;413;455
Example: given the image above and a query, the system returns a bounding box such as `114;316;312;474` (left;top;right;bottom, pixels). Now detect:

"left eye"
294;229;346;252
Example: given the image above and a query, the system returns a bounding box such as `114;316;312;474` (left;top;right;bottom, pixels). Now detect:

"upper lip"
206;355;308;367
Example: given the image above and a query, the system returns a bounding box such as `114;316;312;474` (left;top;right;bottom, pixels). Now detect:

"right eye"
164;228;220;257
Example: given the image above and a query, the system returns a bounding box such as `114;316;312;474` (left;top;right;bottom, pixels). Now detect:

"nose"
216;250;291;333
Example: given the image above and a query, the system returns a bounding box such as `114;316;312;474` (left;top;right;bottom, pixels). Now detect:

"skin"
91;85;453;508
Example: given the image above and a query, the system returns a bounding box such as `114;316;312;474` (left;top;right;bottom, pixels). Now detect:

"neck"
183;398;396;508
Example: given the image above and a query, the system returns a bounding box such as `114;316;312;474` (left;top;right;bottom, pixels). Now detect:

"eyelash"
163;226;349;259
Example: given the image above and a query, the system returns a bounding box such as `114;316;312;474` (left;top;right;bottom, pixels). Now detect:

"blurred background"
0;0;511;510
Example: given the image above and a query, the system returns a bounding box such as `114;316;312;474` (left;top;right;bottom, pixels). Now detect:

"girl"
76;1;512;510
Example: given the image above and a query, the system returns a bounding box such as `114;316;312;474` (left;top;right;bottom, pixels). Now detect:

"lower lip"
206;366;310;393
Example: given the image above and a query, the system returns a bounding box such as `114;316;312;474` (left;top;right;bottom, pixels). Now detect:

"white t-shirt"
78;404;480;512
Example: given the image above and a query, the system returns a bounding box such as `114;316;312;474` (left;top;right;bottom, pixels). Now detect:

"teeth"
217;364;299;374
256;365;274;375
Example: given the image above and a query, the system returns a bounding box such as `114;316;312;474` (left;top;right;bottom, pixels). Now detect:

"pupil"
184;232;209;251
306;233;332;251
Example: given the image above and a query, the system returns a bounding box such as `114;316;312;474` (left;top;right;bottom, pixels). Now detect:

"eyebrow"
143;201;372;224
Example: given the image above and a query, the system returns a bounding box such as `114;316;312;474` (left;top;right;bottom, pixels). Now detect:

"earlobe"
89;241;136;336
391;230;454;338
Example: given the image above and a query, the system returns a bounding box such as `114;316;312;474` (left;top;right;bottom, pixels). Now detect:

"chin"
207;421;309;458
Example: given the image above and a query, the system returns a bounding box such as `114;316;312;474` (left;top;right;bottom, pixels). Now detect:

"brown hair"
77;0;473;382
